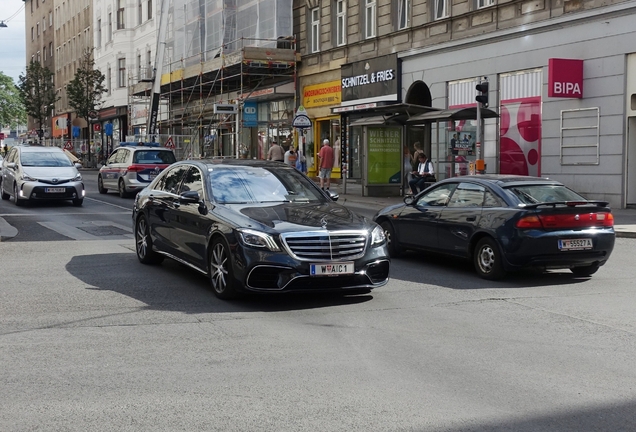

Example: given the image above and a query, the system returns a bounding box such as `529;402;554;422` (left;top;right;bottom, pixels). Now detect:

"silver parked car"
98;142;176;198
0;145;85;206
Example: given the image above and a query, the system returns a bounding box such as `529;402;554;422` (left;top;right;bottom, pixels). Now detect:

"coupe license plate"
558;238;593;251
45;187;66;193
310;262;354;276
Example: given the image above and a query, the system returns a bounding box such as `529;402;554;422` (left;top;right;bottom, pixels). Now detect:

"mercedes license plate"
310;262;354;276
558;238;593;251
45;187;66;193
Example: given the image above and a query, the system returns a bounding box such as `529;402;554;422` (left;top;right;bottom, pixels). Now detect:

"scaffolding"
128;0;297;160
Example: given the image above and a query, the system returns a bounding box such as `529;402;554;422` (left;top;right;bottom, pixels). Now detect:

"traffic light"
475;81;489;108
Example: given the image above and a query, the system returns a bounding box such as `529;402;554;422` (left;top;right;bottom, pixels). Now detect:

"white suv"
98;143;176;197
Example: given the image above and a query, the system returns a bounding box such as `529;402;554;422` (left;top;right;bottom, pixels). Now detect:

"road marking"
39;222;102;240
84;196;132;211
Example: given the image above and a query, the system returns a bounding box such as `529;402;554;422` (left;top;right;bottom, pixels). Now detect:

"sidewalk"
323;179;636;239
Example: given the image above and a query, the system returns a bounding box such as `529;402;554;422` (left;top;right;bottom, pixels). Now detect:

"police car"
98;142;176;197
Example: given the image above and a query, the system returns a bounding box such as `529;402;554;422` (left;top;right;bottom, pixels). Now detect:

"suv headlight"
371;224;386;246
72;173;83;181
237;228;280;251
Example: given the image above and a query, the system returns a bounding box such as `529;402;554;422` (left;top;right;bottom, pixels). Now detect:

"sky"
0;0;27;85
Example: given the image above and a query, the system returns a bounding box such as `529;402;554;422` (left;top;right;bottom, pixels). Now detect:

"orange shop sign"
303;80;341;108
51;114;68;137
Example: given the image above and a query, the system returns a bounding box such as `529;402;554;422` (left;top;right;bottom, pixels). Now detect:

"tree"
0;72;27;130
67;49;107;164
17;60;58;139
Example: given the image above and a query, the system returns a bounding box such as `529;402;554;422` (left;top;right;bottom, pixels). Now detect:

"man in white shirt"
409;153;435;194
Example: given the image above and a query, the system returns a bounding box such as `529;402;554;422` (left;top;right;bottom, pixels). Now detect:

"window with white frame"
434;0;448;19
117;0;125;29
138;0;142;25
476;0;495;8
118;58;126;87
336;0;346;46
108;12;112;41
310;7;320;53
147;0;153;20
107;66;112;95
364;0;376;39
97;19;101;47
398;0;410;30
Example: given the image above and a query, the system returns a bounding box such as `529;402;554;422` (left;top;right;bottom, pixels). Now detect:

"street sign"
292;105;312;129
214;103;238;114
165;136;175;149
64;141;73;151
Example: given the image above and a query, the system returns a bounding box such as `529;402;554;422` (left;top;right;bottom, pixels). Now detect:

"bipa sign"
548;58;584;98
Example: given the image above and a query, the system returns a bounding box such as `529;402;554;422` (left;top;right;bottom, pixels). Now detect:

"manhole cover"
77;226;129;237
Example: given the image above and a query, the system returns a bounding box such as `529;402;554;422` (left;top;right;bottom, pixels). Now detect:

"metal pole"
476;98;482;170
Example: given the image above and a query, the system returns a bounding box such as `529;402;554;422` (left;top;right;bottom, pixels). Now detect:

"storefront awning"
407;107;498;124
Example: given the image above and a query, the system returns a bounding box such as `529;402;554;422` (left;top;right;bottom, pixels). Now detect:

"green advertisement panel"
367;127;402;184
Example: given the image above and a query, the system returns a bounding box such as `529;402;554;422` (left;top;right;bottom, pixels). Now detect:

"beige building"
23;0;56;135
294;0;636;206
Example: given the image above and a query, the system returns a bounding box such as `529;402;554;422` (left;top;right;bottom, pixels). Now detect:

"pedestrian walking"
318;138;335;190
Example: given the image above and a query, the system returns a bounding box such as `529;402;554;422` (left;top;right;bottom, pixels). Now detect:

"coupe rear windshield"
209;166;325;204
506;184;586;204
20;151;73;167
133;150;176;164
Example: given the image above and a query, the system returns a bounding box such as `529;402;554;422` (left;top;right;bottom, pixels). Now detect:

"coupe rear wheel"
118;179;129;198
13;183;24;206
135;216;163;264
474;237;505;280
380;221;401;258
98;175;108;194
570;264;599;277
209;237;237;299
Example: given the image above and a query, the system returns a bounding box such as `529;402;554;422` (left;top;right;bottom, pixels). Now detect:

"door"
395;182;458;250
1;147;18;195
102;149;125;189
628;117;636;205
170;166;211;270
146;165;189;255
437;182;485;257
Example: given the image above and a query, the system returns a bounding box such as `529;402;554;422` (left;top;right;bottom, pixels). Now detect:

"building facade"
295;0;636;207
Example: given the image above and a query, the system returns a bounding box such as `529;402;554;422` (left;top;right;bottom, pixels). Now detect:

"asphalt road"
1;171;636;431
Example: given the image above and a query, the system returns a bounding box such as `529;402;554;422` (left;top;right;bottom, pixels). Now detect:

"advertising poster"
499;97;542;176
367;127;401;184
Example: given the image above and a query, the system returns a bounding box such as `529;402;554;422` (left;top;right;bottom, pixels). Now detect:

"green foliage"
67;49;107;125
17;60;58;130
0;72;26;129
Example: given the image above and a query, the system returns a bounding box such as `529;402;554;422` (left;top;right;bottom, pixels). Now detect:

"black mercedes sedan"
132;159;390;299
374;175;615;280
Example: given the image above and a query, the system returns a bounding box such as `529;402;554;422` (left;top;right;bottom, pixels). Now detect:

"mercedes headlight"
371;224;386;246
237;229;280;251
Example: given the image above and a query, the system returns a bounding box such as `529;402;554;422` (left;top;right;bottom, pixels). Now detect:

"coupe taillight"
516;212;614;229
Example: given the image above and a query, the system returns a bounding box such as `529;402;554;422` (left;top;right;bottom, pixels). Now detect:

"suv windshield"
20;151;73;167
210;166;325;204
506;184;586;204
133;150;176;164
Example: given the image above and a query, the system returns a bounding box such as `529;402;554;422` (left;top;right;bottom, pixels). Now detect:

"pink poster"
499;97;541;177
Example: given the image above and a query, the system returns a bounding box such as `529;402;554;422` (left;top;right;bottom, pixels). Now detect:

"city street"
1;172;636;431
